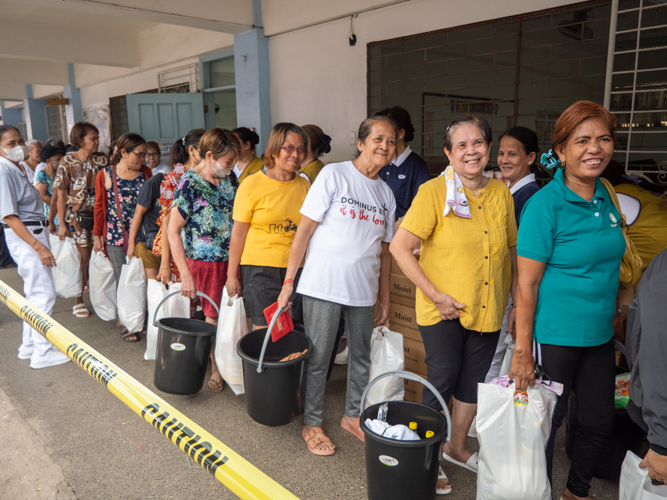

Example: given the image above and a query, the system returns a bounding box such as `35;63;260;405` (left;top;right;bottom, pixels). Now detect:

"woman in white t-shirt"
278;116;397;456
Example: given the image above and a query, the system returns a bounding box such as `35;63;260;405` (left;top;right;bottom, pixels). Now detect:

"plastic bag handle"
152;290;220;327
360;370;452;442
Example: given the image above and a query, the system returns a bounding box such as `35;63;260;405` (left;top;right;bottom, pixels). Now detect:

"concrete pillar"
63;63;82;135
23;84;49;142
234;1;270;155
0;102;23;128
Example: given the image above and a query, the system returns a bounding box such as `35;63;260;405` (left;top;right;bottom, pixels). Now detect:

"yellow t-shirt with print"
400;176;517;331
233;171;310;268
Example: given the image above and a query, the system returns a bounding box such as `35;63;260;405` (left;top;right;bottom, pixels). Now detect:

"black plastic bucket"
237;306;312;426
153;291;219;395
360;371;451;500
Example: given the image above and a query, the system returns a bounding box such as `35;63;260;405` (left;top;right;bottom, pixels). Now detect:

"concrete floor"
0;267;620;500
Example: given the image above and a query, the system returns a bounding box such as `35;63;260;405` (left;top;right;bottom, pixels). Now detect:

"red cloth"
93;165;152;258
187;258;230;319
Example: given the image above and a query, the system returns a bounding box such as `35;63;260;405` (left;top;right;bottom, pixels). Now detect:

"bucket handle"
360;370;452;443
152;290;220;327
256;305;285;374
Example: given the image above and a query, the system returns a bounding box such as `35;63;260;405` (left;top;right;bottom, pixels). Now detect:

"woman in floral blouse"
168;128;239;393
153;128;205;284
93;132;152;342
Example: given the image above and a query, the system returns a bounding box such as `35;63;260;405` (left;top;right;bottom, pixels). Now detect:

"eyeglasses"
131;151;147;159
146;153;160;158
281;145;307;155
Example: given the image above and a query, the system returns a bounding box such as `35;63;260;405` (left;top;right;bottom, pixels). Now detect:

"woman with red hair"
510;101;625;500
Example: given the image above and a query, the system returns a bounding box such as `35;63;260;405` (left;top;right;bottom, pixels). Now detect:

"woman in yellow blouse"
226;123;310;328
390;115;517;495
232;127;264;184
299;124;331;184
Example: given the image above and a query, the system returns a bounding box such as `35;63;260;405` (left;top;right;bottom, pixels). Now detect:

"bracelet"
283;279;294;285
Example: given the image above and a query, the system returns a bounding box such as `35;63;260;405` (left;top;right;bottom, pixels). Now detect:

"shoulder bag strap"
600;177;627;227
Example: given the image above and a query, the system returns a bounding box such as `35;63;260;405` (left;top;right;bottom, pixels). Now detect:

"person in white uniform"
0;125;71;369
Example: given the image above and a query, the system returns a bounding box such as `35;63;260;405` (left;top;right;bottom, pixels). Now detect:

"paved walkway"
0;268;619;499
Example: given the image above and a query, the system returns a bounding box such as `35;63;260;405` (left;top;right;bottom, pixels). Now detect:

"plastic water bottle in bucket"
360;371;452;500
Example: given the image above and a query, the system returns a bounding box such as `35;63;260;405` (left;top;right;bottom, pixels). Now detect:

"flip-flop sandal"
442;450;479;473
207;378;224;392
72;304;89;318
119;327;129;336
437;467;452;495
121;331;140;343
341;418;365;442
303;429;335;456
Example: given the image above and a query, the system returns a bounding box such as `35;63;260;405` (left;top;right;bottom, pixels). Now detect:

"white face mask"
2;145;27;163
211;160;231;178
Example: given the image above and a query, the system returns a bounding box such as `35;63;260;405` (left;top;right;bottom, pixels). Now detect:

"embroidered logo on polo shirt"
609;213;617;224
398;174;406;179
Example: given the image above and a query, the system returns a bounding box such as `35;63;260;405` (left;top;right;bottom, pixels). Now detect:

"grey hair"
26;140;42;151
443;115;492;152
355;115;399;158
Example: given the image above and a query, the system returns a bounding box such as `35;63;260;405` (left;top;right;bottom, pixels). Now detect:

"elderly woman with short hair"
391;115;518;495
20;139;41;184
278;115;397;457
226;123;310;329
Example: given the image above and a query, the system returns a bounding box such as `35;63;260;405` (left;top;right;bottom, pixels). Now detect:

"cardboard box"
390;274;416;308
389;302;421;343
403;337;427;376
403;374;425;403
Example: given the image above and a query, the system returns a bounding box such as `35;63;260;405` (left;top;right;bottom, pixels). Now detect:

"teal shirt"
517;168;625;347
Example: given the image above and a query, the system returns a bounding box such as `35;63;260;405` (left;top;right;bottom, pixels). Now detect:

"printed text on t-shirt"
339;197;387;226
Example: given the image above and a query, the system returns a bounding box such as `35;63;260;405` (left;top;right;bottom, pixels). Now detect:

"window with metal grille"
46;104;67;144
368;0;612;179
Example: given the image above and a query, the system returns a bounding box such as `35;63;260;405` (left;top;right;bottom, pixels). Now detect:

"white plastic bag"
499;333;515;377
117;256;146;333
144;281;190;361
620;451;667;500
214;288;248;395
88;251;116;321
476;378;558;500
365;326;405;407
49;234;82;298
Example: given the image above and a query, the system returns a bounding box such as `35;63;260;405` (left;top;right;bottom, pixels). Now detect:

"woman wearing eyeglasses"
145;141;172;175
93;133;152;342
226;123;310;329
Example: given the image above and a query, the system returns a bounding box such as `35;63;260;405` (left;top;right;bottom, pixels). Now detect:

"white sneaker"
30;348;71;370
18;344;34;360
334;346;349;365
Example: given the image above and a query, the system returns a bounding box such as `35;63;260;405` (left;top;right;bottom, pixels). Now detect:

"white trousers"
484;297;513;383
4;225;56;356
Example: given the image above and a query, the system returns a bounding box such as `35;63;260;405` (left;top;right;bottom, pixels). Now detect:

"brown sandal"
207;377;224;392
303;428;335;456
341;417;365;442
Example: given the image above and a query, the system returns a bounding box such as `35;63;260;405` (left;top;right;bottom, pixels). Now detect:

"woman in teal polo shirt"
510;101;625;500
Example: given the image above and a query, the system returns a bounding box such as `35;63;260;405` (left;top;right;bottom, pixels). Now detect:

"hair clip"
541;149;561;169
182;137;186;146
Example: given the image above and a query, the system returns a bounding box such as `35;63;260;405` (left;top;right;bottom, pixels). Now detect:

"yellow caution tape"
0;280;299;500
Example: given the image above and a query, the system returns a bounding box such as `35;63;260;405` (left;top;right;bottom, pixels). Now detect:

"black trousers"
419;319;500;409
540;339;615;497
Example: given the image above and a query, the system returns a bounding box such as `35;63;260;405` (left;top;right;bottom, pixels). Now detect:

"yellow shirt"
233;172;310;267
401;176;517;331
235;155;264;184
615;184;667;272
300;159;325;184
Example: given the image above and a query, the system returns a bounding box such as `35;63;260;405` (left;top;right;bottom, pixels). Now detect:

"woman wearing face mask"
391;116;518;495
0;125;71;369
277;116;397;456
484;126;540;382
299;124;331;184
510;102;625;500
35;145;65;232
226;123;310;330
93;133;152;342
168;128;239;393
55;122;108;318
231;127;263;184
153;128;205;285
